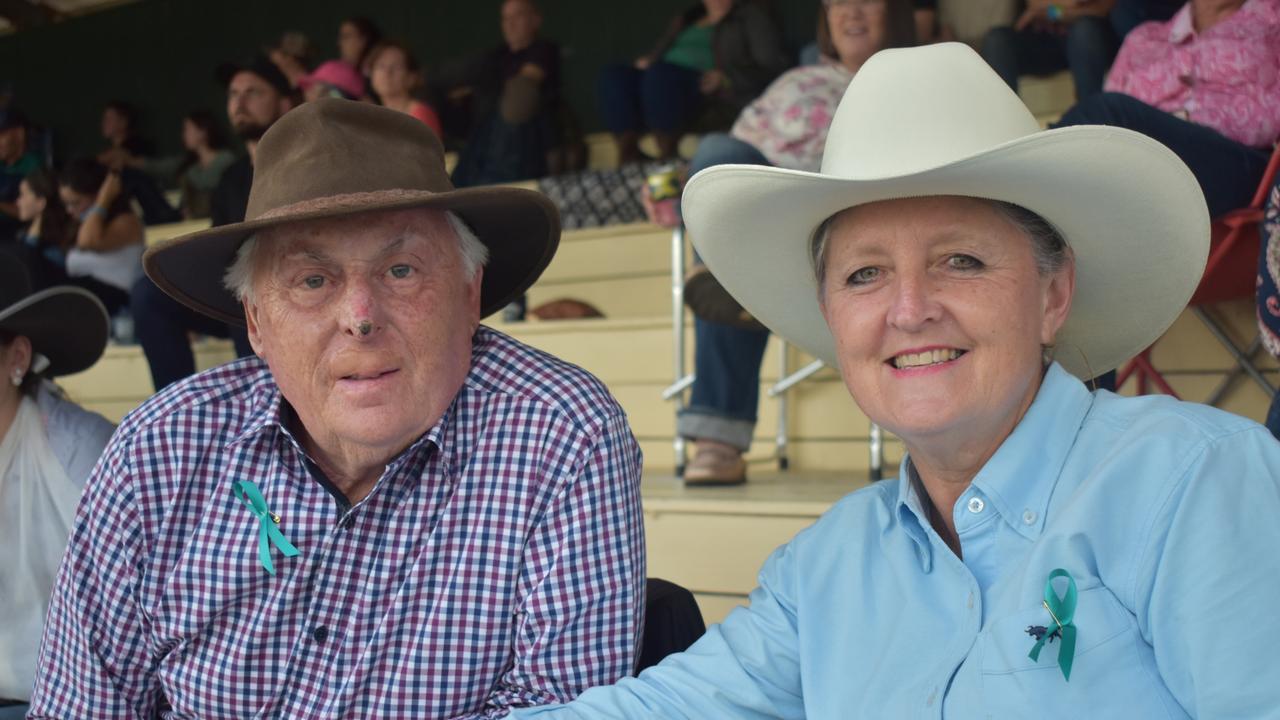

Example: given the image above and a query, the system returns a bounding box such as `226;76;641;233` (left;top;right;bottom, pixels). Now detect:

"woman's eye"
389;264;413;279
847;267;880;285
303;275;325;289
947;254;984;271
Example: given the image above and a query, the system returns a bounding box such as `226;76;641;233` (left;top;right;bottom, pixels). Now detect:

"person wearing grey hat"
0;255;114;716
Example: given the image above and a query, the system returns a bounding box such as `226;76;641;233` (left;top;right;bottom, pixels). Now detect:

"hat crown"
246;99;451;221
821;43;1041;179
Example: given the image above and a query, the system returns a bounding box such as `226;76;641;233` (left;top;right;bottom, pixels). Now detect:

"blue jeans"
598;62;704;135
981;16;1118;99
131;275;253;391
0;703;27;719
1055;93;1270;219
677;134;773;450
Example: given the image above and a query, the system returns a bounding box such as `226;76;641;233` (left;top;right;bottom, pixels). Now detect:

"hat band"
256;189;443;222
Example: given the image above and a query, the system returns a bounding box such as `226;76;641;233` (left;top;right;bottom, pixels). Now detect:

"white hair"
223;210;489;303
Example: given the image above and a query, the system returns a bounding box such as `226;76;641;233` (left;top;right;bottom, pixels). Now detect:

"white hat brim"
682;124;1209;379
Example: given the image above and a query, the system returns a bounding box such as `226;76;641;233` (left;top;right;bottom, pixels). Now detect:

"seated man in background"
450;0;570;186
130;56;295;391
0;109;41;240
28;99;645;719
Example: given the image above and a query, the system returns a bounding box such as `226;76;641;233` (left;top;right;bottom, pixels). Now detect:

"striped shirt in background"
28;327;646;719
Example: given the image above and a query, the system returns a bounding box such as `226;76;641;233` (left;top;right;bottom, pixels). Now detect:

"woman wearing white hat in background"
515;42;1280;718
0;256;114;717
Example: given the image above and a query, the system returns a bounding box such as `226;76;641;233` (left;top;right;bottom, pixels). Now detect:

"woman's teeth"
892;349;963;369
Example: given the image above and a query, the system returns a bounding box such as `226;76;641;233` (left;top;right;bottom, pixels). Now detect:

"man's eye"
389;264;413;279
303;276;325;289
847;267;880;285
947;254;984;271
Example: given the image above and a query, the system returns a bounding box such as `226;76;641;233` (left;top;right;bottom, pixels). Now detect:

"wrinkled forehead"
259;207;455;264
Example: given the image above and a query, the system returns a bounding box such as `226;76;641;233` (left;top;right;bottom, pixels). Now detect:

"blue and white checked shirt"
29;326;646;719
518;363;1280;719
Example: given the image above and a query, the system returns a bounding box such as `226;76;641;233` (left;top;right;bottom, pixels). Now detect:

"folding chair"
1117;144;1280;402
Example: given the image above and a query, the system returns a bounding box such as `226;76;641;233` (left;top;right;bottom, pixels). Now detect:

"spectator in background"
130;56;294;391
368;40;444;138
981;0;1120;100
670;0;916;485
451;0;568;186
0;260;113;718
339;16;382;75
599;0;791;162
1259;176;1280;440
11;169;71;290
0;109;40;239
57;158;144;317
298;60;368;102
138;110;235;220
95;101;182;226
1056;0;1278;219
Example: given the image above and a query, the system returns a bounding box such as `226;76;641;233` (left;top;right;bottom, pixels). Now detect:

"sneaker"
683;442;747;486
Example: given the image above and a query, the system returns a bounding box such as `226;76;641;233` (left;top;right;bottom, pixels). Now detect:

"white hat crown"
821;43;1042;179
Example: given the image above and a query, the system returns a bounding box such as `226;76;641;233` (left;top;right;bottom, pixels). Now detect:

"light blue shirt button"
1023;509;1037;525
966;497;985;513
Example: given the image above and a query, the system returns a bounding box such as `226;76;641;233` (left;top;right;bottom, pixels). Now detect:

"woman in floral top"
678;0;917;485
1259;177;1280;439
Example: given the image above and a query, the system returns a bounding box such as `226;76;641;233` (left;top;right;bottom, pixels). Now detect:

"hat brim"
682;125;1210;379
143;186;561;325
0;287;109;376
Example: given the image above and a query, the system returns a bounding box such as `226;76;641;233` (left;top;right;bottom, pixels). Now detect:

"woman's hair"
809;198;1071;287
816;0;917;60
0;329;43;398
22;167;71;251
342;16;382;65
59;157;130;218
185;109;228;151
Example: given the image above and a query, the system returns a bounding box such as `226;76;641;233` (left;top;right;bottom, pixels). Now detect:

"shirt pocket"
979;586;1176;719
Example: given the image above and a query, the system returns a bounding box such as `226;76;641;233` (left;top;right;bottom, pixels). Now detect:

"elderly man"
29;99;645;719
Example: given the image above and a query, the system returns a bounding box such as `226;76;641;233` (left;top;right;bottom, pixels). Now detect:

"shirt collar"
894;363;1095;564
1167;3;1195;43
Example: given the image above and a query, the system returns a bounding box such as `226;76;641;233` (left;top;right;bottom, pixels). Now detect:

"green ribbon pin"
1028;568;1077;681
231;480;300;575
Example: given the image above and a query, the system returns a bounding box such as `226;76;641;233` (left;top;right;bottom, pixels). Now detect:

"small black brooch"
1025;624;1063;644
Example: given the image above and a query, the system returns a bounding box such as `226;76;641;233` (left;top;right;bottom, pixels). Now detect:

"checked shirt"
29;326;646;719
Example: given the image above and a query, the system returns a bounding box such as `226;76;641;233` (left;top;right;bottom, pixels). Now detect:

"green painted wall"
0;0;820;162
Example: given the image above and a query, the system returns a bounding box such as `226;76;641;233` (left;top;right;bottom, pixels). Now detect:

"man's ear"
242;298;267;358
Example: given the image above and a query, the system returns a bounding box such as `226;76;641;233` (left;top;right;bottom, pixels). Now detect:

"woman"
676;0;916;485
598;0;791;162
514;43;1280;717
58;158;145;316
0;259;114;717
12;168;71;290
338;16;382;75
176;111;234;219
367;40;444;138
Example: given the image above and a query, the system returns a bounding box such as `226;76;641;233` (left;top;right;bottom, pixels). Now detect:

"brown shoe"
683;442;747;486
683;265;766;331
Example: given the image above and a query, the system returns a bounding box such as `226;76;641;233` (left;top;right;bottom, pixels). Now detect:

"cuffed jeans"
981;16;1118;99
676;133;773;450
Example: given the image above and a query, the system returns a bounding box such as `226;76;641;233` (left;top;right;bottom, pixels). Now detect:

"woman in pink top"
1054;0;1278;219
367;40;444;139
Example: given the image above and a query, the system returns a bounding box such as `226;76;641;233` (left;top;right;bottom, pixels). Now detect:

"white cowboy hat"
681;43;1209;378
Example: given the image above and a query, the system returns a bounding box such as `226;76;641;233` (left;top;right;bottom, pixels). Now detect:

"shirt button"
1022;509;1037;525
967;497;985;514
313;626;329;643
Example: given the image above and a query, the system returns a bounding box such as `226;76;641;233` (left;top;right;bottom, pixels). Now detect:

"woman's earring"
10;371;22;387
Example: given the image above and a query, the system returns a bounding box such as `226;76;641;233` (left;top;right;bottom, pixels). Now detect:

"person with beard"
129;57;295;391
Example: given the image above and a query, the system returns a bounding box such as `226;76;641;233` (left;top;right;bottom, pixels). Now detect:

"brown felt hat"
143;98;560;324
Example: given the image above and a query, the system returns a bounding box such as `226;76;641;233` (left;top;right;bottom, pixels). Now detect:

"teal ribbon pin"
1028;568;1078;681
231;480;300;575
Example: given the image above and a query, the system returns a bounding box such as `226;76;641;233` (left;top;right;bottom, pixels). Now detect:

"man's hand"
1015;0;1113;31
634;56;653;70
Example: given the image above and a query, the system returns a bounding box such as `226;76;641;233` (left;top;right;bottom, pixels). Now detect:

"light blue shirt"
516;363;1280;718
